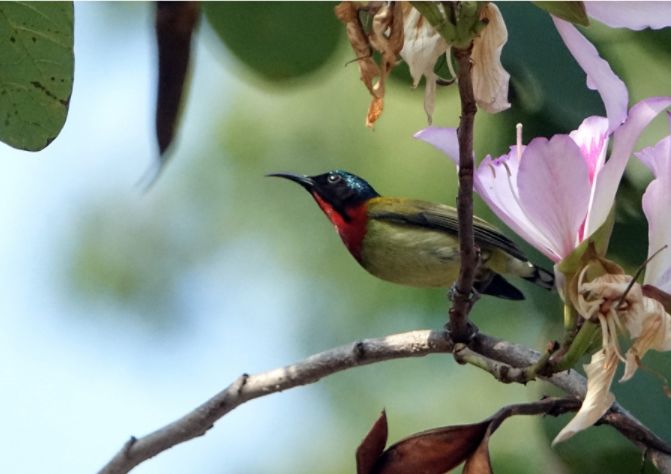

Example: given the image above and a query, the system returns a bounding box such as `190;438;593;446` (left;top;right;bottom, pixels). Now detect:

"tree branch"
99;330;453;474
449;44;478;342
99;329;671;474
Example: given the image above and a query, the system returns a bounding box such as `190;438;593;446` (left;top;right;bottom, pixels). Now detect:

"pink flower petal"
475;149;559;260
569;116;610;236
552;17;628;132
569;116;610;183
414;127;460;164
588;97;671;236
586;2;671;30
517;135;591;260
638;134;671;291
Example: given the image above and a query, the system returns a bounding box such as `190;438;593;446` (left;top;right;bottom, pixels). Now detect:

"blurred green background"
1;2;670;473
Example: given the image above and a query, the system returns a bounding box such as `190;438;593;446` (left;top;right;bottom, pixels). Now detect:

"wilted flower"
334;2;404;128
401;2;510;123
553;265;671;443
336;2;510;127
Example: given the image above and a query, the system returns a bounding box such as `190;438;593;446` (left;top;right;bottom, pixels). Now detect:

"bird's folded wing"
368;199;528;262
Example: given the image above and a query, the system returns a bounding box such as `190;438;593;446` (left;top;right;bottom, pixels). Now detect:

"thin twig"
449;44;478;342
99;329;671;474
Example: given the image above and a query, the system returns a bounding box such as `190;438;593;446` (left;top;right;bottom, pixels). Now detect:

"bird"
268;169;554;300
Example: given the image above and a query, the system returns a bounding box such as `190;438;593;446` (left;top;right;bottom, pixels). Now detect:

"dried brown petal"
369;2;404;93
366;96;384;128
335;2;380;96
356;411;389;474
336;2;405;127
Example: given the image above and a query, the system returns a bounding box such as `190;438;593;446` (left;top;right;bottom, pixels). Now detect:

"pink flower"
415;97;671;263
552;124;671;443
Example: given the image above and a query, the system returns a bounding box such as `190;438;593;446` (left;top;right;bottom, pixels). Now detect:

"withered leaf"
335;2;380;96
335;2;404;128
356;410;389;474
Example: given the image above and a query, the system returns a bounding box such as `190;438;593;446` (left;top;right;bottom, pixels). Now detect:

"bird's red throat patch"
311;193;367;261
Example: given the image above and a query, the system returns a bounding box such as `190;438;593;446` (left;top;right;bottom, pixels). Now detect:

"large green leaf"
0;2;74;151
203;2;341;82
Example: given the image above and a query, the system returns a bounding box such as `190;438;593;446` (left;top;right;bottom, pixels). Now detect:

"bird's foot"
445;319;479;342
447;284;480;305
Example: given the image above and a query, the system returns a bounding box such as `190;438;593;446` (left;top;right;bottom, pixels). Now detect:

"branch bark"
449;45;478;342
99;330;453;474
99;329;671;474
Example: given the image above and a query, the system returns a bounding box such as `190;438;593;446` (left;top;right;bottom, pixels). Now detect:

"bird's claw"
447;284;479;303
445;320;479;342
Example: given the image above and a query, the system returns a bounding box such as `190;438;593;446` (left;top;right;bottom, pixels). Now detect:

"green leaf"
0;2;74;151
557;208;615;275
203;2;342;82
532;2;589;27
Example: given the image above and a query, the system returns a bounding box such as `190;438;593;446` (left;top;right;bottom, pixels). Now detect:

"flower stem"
552;320;600;372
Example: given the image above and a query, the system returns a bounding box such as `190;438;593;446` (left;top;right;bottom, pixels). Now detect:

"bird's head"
268;170;380;222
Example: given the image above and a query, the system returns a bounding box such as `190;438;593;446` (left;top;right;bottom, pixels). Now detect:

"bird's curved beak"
266;172;315;191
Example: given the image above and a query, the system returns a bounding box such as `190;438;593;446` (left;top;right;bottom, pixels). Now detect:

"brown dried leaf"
387;2;405;57
336;2;405;127
369;2;403;77
335;2;380;96
372;421;489;474
357;410;389;474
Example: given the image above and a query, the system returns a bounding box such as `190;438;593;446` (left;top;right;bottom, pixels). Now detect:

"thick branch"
449;45;478;342
99;329;671;474
99;330;453;474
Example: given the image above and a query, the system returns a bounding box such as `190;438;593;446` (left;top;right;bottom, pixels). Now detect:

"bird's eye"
327;173;342;184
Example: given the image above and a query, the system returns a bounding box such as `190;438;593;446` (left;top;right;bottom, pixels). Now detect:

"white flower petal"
622;303;671;381
553;350;617;444
472;3;510;113
400;6;447;123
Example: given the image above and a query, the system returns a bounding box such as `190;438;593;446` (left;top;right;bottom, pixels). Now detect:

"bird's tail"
521;264;555;291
